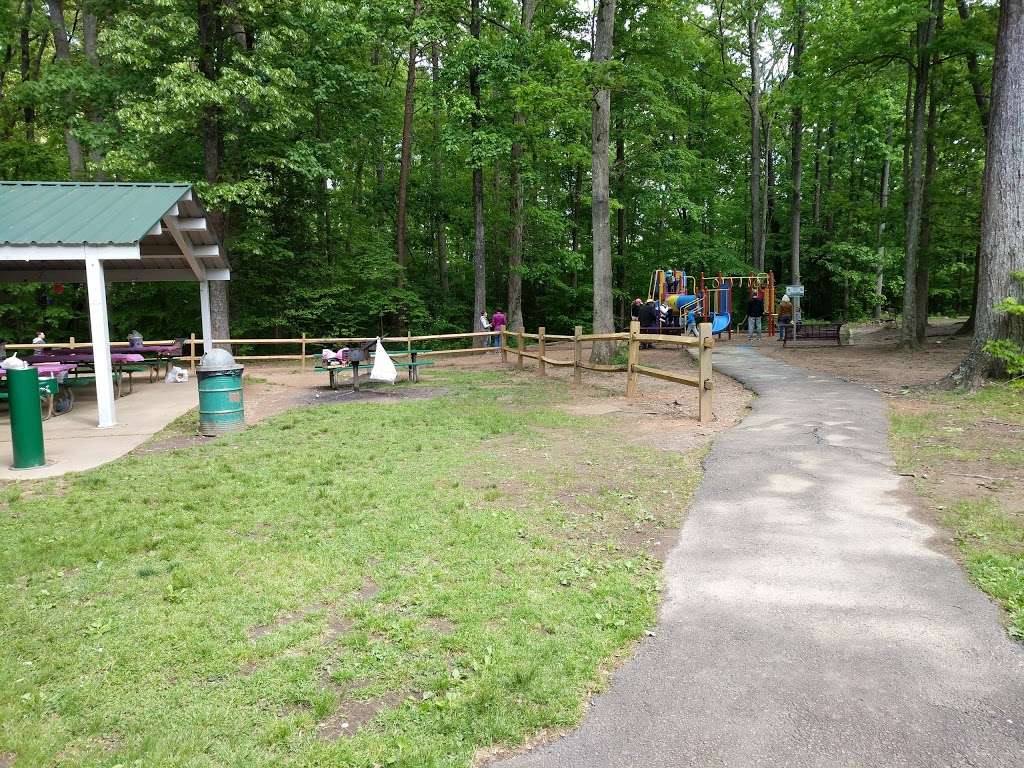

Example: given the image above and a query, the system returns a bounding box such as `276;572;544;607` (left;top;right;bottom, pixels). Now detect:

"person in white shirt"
31;331;45;345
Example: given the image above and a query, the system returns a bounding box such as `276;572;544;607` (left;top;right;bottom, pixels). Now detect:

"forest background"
0;0;1000;347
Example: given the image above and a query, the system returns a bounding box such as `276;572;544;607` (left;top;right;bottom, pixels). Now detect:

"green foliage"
983;272;1024;379
0;0;999;337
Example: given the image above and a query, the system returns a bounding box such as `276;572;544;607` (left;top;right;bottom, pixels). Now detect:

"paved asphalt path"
500;344;1024;767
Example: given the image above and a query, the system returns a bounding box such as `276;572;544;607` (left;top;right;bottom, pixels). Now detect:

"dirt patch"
323;617;356;643
238;659;261;676
316;690;409;740
247;603;324;641
425;617;456;635
356;576;380;602
0;752;15;768
757;318;969;393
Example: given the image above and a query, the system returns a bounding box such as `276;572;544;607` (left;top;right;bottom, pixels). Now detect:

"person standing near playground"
777;294;793;341
491;308;506;349
746;292;765;341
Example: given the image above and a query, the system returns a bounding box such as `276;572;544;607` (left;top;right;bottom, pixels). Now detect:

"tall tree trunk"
430;43;449;298
824;120;837;236
616;129;627;328
947;0;1024;386
590;0;616;363
396;0;420;289
789;0;805;320
875;124;893;320
43;0;85;178
83;9;106;180
956;0;990;135
570;164;582;292
901;0;938;349
762;114;773;271
20;0;33;142
470;0;487;345
748;12;764;270
954;0;988;335
812;123;822;232
507;0;536;333
198;0;231;347
916;13;943;343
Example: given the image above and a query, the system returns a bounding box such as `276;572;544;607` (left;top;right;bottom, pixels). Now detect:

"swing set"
648;269;778;338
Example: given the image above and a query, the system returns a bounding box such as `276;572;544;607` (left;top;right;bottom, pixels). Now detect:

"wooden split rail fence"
9;322;714;422
503;320;714;423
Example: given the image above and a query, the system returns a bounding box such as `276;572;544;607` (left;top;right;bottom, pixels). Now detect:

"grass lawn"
0;370;700;767
890;384;1024;639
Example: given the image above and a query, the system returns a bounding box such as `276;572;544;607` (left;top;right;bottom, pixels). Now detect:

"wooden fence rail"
504;321;714;423
10;323;713;422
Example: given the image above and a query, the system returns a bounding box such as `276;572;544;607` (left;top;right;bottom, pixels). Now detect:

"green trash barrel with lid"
196;348;245;436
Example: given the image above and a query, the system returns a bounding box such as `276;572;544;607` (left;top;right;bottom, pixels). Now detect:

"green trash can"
7;366;46;468
196;349;245;437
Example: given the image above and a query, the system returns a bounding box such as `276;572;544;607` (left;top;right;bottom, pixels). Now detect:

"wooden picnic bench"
782;322;844;347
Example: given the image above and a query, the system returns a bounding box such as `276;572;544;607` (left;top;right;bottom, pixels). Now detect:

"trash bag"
165;365;189;384
2;353;27;370
369;339;397;383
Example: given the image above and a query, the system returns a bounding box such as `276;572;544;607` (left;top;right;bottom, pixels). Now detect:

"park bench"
0;377;64;419
66;371;126;397
782;322;844;347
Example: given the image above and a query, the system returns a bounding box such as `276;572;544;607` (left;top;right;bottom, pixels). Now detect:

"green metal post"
7;367;45;468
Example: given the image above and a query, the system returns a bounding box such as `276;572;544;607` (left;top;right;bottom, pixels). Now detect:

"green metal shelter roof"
0;182;191;246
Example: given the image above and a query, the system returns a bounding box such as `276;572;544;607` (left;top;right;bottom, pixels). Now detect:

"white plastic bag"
368;339;397;384
165;365;189;384
2;353;27;370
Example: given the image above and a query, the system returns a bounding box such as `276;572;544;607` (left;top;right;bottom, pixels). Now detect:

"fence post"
407;330;412;357
500;329;508;365
626;320;640;397
69;336;76;350
189;333;196;373
698;322;713;424
300;332;307;371
537;327;546;377
516;330;524;370
572;325;583;386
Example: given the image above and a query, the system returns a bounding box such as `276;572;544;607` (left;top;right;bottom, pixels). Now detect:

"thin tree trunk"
570;164;582;291
508;0;536;332
916;10;943;343
395;0;421;288
198;0;231;348
748;12;764;270
824;120;837;236
590;0;616;362
946;0;1024;386
875;124;893;320
470;0;487;345
430;43;449;298
957;0;990;135
20;0;34;142
83;9;106;180
812;124;822;232
616;129;627;328
901;0;938;349
789;0;805;320
44;0;85;178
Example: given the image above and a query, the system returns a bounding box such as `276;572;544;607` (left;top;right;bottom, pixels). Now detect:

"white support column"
199;279;213;354
84;256;116;428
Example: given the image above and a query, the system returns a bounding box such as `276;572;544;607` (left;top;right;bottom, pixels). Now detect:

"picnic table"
26;352;144;396
315;348;435;391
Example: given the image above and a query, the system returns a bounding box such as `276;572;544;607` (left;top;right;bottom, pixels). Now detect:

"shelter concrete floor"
0;376;197;480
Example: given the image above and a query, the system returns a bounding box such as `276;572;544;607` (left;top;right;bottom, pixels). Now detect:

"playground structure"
648;269;777;338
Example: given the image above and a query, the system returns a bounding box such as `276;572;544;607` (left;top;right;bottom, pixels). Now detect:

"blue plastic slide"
711;312;731;335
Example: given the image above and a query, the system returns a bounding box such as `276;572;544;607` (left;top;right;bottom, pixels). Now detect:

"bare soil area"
756;317;968;393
